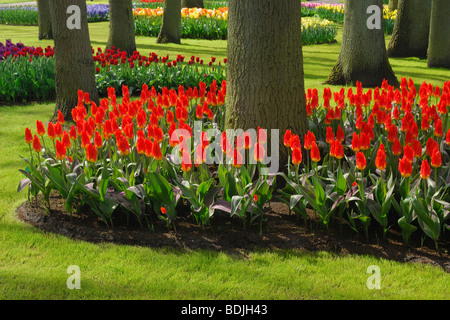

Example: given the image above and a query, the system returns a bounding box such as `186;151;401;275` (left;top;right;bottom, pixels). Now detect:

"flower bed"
18;78;450;251
134;7;337;43
0;4;109;26
0;41;225;104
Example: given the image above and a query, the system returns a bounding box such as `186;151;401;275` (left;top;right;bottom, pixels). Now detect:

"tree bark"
49;0;99;121
387;0;431;58
181;0;204;8
325;0;399;88
157;0;181;44
226;0;308;169
427;0;450;68
107;0;136;56
388;0;398;11
37;0;53;40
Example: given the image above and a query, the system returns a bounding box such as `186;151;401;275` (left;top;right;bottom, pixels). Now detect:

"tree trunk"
49;0;99;121
181;0;204;8
107;0;136;56
387;0;431;58
427;0;450;68
157;0;181;44
325;0;399;88
37;0;53;40
226;0;308;170
388;0;398;11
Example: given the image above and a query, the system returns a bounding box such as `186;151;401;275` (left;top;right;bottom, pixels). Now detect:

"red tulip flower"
55;140;66;161
86;143;97;163
32;135;41;153
356;152;366;171
57;110;65;125
152;140;163;161
290;134;301;150
351;132;360;152
403;145;414;163
304;131;316;150
392;138;402;156
253;142;265;163
399;156;412;178
326;126;334;144
36;120;45;136
420;159;431;180
311;141;320;163
47;122;56;140
446;128;450;146
25;128;33;145
292;147;302;165
283;130;292;148
232;148;243;168
181;152;192;173
431;148;442;168
375;143;387;171
336;125;345;143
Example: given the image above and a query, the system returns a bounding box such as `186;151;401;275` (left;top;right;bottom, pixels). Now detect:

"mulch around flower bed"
16;191;450;272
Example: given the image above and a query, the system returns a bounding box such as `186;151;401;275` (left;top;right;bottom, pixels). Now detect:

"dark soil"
16;192;450;273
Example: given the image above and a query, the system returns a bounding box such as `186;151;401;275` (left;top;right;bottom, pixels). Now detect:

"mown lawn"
0;21;449;300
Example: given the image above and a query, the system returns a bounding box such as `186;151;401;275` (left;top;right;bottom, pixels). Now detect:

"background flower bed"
0;4;110;25
0;41;225;104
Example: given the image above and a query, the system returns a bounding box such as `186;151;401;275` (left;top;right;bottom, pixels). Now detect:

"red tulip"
311;141;320;163
36;120;45;136
55;140;66;161
257;127;267;144
292;147;302;165
356;152;366;171
32;135;41;153
431;148;442;168
57;110;65;125
145;139;153;158
253;142;265;163
86;143;97;163
69;125;77;141
160;207;167;215
412;139;422;158
435;118;443;137
181;152;192;172
152;140;163;161
375;143;386;171
304;131;316;150
243;132;252;150
290;134;301;150
403;145;414;163
399;156;412;178
392;138;402;156
326;126;334;144
420;159;431;180
336;125;345;143
47;122;56;140
283;130;292;148
25;128;33;144
351;132;360;152
446;128;450;146
62;131;71;149
232;148;243;168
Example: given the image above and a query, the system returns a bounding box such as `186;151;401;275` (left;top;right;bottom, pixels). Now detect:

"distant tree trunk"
388;0;398;11
226;0;308;168
427;0;450;68
157;0;181;44
107;0;136;56
387;0;431;58
325;0;398;88
181;0;204;8
37;0;52;40
49;0;99;121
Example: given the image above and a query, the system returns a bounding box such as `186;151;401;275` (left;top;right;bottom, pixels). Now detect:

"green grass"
0;22;449;300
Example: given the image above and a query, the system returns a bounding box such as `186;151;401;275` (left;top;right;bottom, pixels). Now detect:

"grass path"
0;23;449;300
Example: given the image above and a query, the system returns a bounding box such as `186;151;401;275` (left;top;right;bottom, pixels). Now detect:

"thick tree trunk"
427;0;450;68
387;0;431;58
325;0;398;88
49;0;99;121
107;0;136;56
388;0;398;11
37;0;53;40
157;0;181;44
181;0;204;8
226;0;307;170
